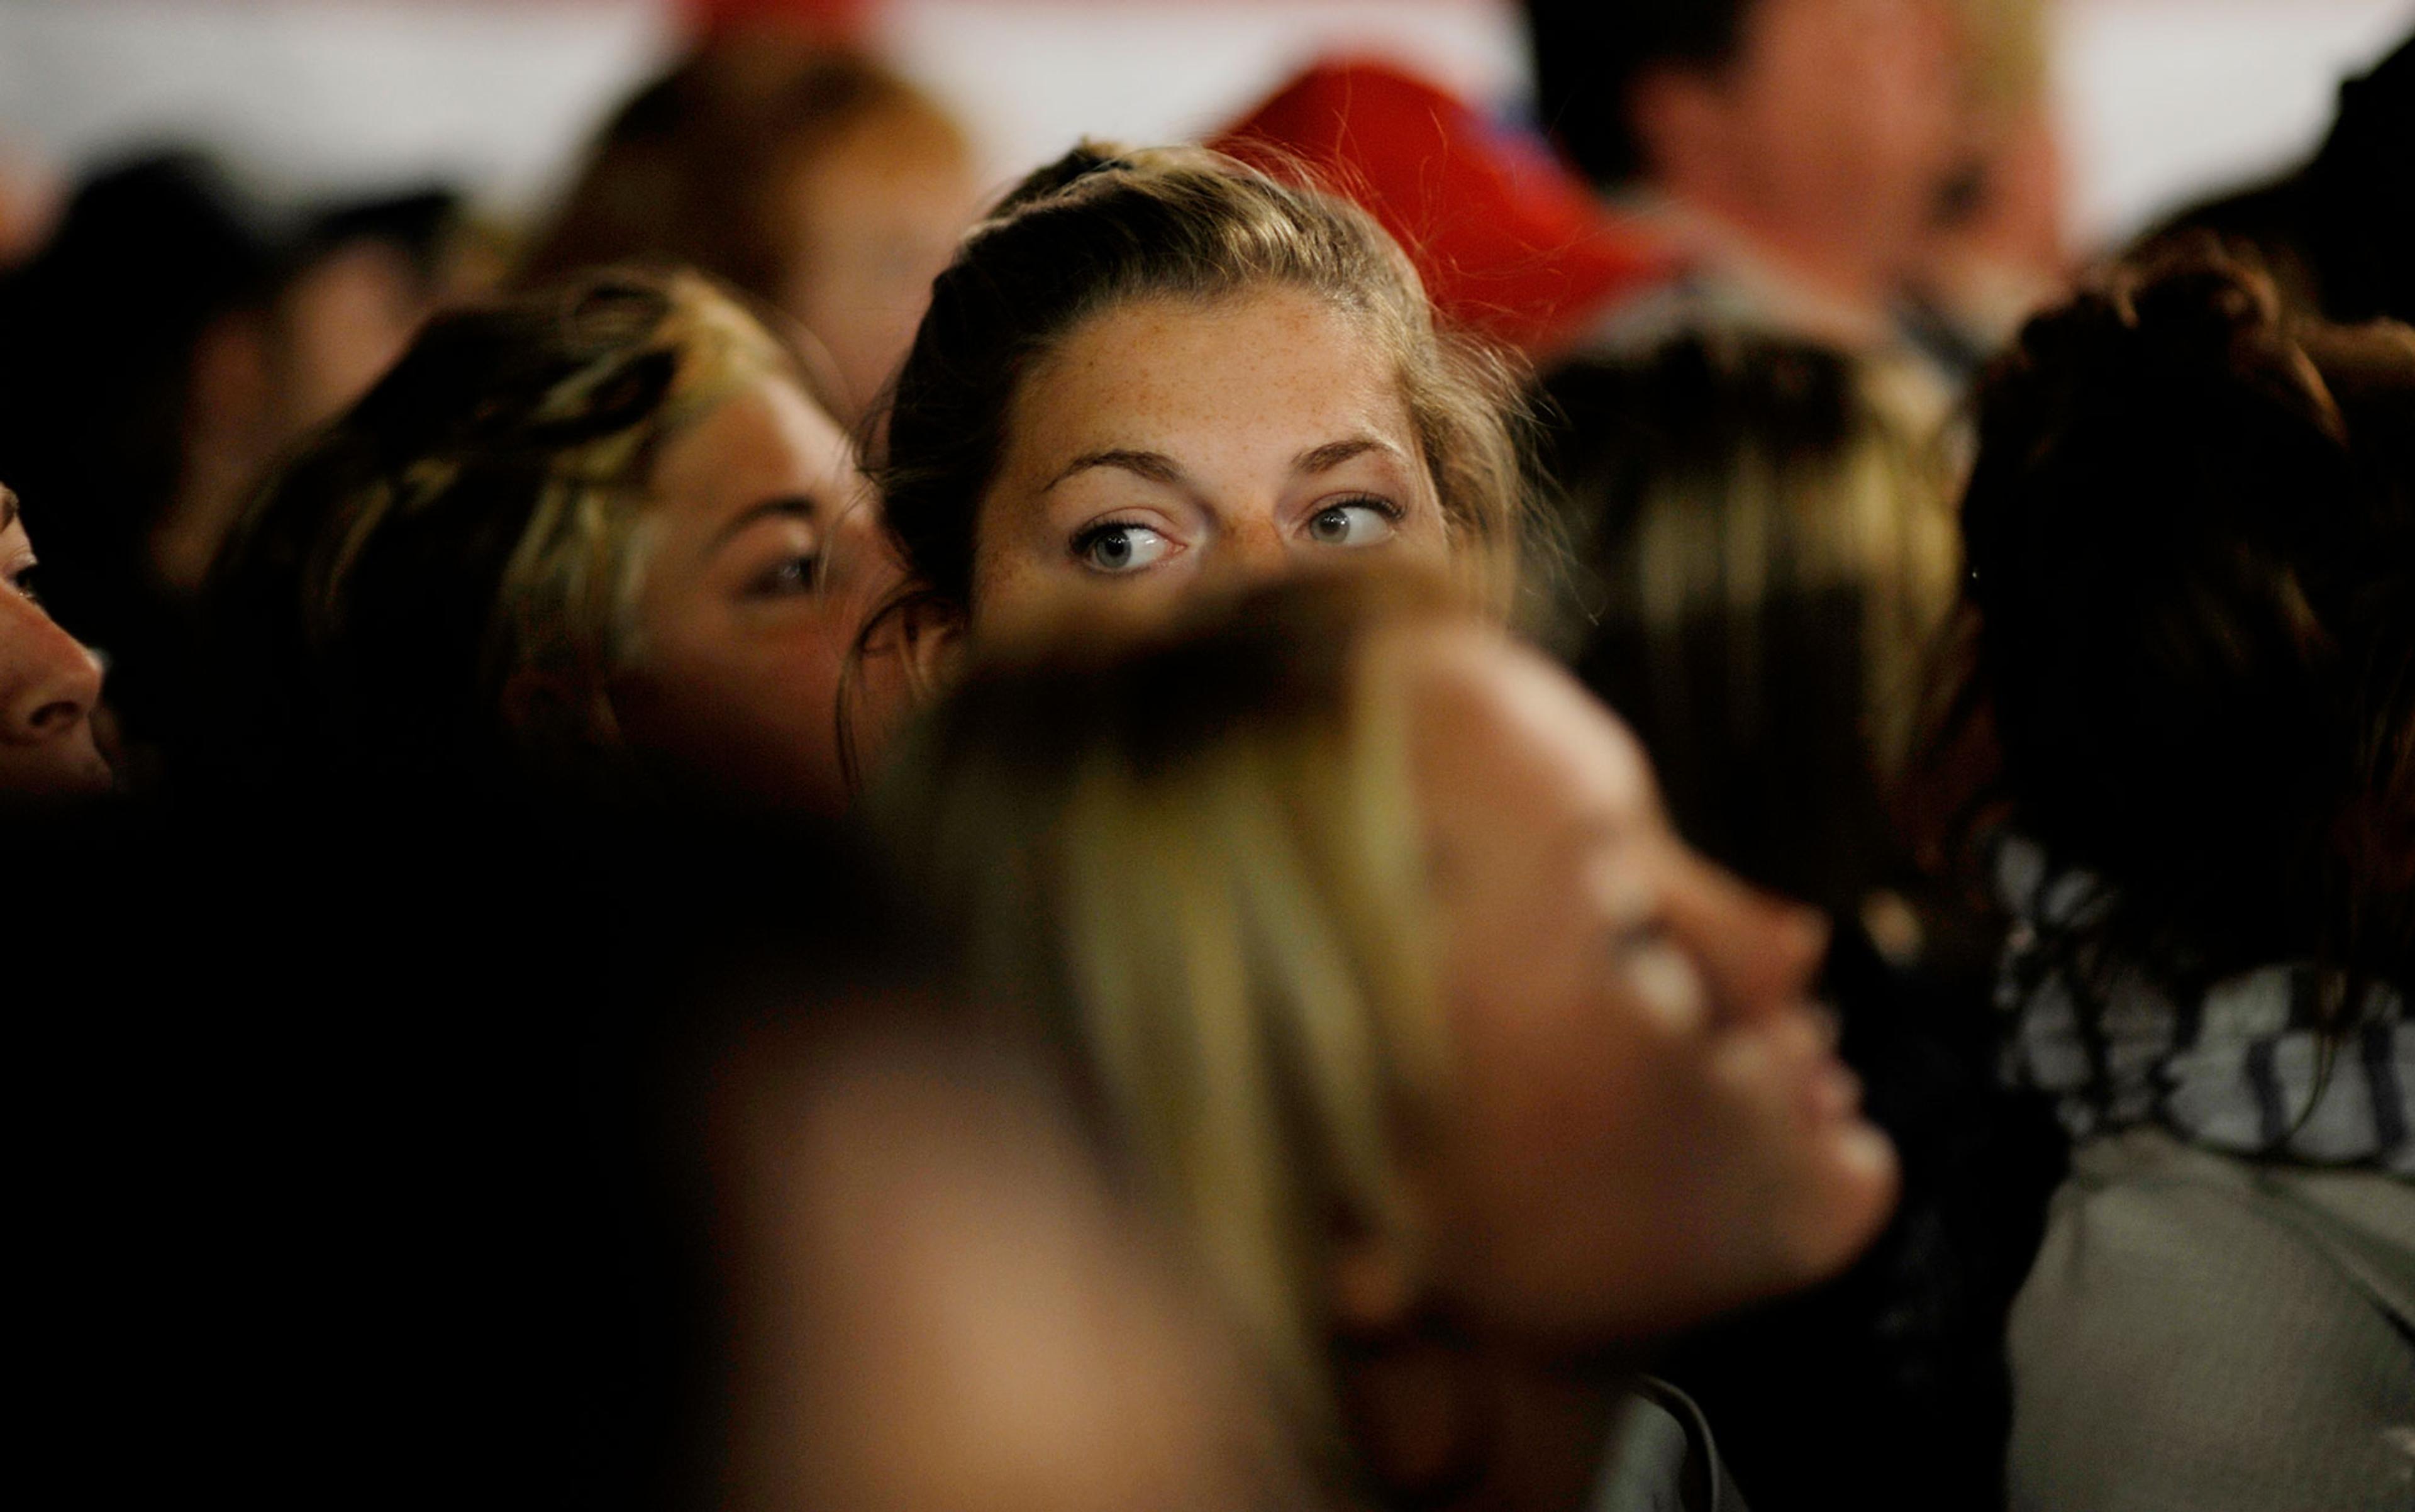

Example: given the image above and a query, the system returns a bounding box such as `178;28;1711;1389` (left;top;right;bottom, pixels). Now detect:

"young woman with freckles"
206;267;897;810
858;142;1540;722
874;572;1899;1512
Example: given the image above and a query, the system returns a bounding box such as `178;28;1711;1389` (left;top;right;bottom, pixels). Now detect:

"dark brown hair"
1954;245;2415;990
1522;0;1755;187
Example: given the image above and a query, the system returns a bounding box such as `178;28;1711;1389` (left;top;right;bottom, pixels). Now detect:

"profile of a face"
0;491;110;797
606;374;900;813
1374;626;1897;1343
970;288;1451;635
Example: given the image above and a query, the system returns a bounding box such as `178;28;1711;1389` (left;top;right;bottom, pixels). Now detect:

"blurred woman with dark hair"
207;267;896;811
1951;247;2415;1511
520;36;979;426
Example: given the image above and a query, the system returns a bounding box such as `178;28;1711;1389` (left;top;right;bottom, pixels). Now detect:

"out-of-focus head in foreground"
207;265;897;809
0;483;109;797
871;143;1534;653
874;570;1897;1494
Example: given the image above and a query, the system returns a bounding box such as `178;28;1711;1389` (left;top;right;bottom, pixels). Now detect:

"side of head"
872;571;1895;1470
1962;246;2415;984
519;38;974;421
1523;0;1754;190
1525;0;1959;279
0;484;111;796
208;266;865;803
872;143;1530;645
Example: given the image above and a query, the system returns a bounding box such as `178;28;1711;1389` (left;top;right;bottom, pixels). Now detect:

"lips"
1801;1053;1864;1125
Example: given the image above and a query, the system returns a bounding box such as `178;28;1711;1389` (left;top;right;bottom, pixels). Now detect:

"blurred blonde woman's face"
1385;626;1897;1344
607;374;899;812
970;289;1450;635
0;492;109;796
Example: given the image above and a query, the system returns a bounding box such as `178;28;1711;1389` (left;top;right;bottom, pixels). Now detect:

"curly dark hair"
1953;244;2415;992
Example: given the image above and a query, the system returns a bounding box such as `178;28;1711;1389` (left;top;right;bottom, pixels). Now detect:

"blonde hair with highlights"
872;572;1468;1460
211;267;802;789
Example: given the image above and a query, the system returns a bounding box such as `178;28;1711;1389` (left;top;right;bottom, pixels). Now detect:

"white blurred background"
0;0;2407;250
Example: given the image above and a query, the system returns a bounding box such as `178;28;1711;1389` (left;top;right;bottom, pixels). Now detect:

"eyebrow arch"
0;487;17;533
1044;448;1187;492
712;494;821;548
1293;436;1404;475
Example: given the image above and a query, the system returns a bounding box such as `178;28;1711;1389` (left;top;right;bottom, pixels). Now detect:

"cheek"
965;491;1037;630
1396;508;1453;567
616;605;856;809
1424;972;1712;1335
1692;1024;1900;1289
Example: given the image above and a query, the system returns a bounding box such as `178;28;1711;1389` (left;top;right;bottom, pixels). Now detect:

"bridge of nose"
1198;509;1291;583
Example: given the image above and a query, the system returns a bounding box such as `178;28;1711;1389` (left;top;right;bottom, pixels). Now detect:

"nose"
1683;864;1831;1026
1;591;105;747
1204;517;1290;588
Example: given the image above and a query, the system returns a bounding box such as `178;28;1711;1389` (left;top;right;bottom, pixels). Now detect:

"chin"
1784;1120;1902;1287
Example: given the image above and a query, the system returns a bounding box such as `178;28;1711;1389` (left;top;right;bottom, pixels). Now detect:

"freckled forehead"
1010;287;1415;461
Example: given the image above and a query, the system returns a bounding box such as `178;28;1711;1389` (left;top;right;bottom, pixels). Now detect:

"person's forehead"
1404;628;1655;823
1016;289;1410;455
668;377;843;485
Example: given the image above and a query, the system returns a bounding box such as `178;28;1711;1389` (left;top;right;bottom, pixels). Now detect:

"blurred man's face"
1659;0;1962;284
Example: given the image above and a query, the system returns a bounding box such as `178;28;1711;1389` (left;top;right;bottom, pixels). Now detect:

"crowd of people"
4;3;2409;1509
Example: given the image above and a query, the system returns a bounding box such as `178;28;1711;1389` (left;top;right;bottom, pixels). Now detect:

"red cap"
1214;58;1677;358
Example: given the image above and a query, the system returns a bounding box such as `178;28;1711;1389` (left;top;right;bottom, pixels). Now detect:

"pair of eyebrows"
702;436;1407;550
1045;435;1406;494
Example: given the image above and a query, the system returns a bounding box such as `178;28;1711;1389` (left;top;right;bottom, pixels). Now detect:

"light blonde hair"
870;570;1469;1458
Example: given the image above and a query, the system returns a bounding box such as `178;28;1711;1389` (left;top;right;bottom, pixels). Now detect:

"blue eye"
1304;497;1400;548
1071;521;1174;575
